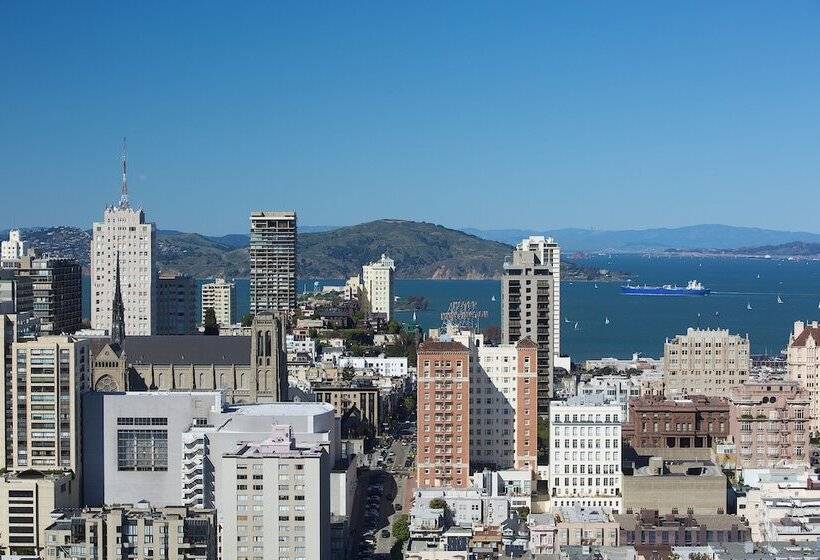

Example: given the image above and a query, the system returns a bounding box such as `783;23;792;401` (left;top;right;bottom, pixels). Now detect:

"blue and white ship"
621;279;710;296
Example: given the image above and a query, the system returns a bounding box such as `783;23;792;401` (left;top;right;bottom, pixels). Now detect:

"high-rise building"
362;254;395;320
156;272;196;334
663;328;750;398
549;396;623;512
787;321;820;433
91;145;156;335
18;255;82;335
515;236;560;358
416;340;471;488
0;313;39;469
218;425;331;560
45;504;217;560
9;335;89;473
0;270;33;315
0;229;30;267
201;277;236;326
447;328;539;472
249;211;297;314
501;239;555;413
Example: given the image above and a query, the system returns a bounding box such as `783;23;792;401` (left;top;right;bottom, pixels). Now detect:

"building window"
117;429;168;471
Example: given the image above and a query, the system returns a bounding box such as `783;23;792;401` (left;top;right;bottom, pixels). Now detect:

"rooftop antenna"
119;137;129;208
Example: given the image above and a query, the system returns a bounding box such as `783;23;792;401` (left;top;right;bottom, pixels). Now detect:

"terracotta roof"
792;326;820;347
515;337;538;349
418;340;469;353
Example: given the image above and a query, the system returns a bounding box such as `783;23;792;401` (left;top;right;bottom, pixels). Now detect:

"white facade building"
201;277;235;326
663;327;750;397
286;333;317;361
516;236;561;358
787;321;820;434
336;355;408;377
549;396;622;512
91;175;156;335
576;375;641;420
219;425;330;560
362;254;394;320
1;229;30;266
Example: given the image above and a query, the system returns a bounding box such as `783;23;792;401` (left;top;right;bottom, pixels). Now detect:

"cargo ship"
621;279;710;296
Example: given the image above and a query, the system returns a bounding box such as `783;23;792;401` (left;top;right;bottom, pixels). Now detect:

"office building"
787;321;820;433
1;229;30;266
45;504;217;560
416;340;471;488
0;270;33;314
622;457;727;515
9;335;90;473
362;253;395;320
249;211;297;314
18;255;82;335
91;152;157;335
663;328;750;397
728;381;810;468
156;272;196;334
219;425;331;560
549;396;623;512
201;277;235;326
622;396;730;452
501;238;555;412
0;469;78;557
448;328;539;472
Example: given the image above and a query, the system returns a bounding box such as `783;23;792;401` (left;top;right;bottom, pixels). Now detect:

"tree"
515;506;530;519
241;313;254;327
391;514;410;543
429;498;447;509
203;307;219;335
387;319;402;334
537;416;550;464
341;364;356;382
403;395;416;415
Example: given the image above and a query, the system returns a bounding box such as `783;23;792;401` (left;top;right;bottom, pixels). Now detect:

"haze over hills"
463;224;820;252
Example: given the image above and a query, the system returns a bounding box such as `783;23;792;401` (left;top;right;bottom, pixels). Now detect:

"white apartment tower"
549;396;622;512
249;211;297;314
91;145;157;335
201;277;236;326
1;230;30;266
362;254;395;321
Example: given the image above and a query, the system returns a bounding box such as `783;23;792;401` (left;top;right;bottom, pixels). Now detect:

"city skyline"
3;3;820;234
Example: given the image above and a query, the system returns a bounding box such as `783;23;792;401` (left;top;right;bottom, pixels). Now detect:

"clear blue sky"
1;2;819;235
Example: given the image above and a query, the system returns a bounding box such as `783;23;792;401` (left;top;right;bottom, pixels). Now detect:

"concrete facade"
622;458;727;515
501;240;555;413
18;256;82;335
91;201;156;336
249;211;297;314
362;254;395;320
663;328;750;398
201;277;236;327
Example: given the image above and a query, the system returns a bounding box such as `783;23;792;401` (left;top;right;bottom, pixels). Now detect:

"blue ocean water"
83;255;820;361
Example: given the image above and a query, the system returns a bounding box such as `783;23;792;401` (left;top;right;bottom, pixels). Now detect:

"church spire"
119;137;129;209
111;251;126;346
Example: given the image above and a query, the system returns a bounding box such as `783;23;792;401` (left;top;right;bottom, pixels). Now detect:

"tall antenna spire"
119;136;129;208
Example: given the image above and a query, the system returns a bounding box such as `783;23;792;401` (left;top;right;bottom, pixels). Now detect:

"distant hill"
1;221;619;280
669;241;820;258
464;224;820;253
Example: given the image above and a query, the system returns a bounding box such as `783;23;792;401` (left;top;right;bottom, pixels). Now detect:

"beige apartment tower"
787;321;820;433
501;240;555;414
362;254;395;320
201;277;236;326
249;211;297;314
663;327;750;398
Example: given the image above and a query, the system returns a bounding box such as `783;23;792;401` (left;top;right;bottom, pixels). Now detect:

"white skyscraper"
362;254;395;321
201;277;236;326
516;236;561;358
1;230;30;268
90;142;157;335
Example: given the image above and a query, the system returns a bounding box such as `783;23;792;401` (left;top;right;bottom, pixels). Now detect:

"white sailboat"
757;273;761;279
777;295;783;304
604;317;610;325
747;302;753;311
491;295;496;302
564;317;571;323
574;322;579;331
412;310;417;322
594;284;598;289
